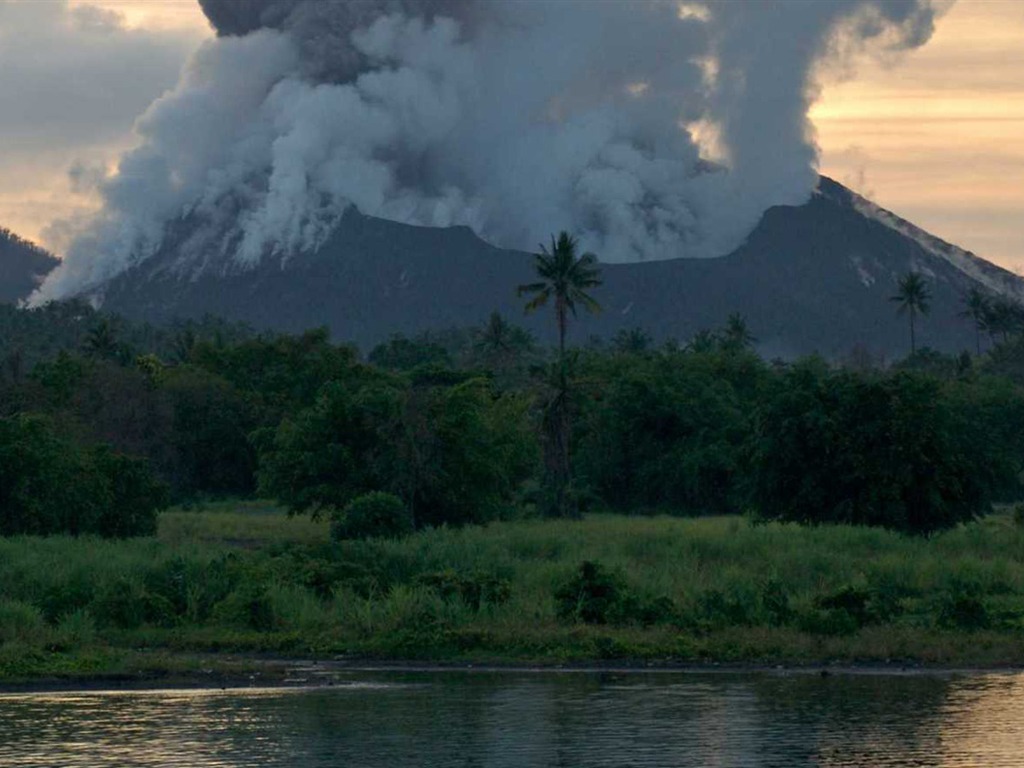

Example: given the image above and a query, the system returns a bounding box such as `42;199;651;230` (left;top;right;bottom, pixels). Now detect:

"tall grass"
3;506;1024;678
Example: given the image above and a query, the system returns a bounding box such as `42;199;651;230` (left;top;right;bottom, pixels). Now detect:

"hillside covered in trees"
0;228;57;305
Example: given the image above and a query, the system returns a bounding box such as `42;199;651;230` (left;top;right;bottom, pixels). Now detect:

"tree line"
2;239;1024;538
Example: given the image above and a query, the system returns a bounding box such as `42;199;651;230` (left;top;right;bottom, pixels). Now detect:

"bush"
1014;503;1024;527
554;560;675;626
0;599;48;645
938;591;990;630
415;569;511;610
555;561;623;625
331;492;413;541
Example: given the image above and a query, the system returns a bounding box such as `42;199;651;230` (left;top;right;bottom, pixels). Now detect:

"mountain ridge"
0;228;58;305
10;177;1023;358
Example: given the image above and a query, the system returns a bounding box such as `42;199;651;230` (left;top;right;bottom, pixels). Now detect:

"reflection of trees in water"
2;672;1023;767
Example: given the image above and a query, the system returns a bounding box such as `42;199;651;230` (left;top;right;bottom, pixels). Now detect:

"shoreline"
3;654;1023;695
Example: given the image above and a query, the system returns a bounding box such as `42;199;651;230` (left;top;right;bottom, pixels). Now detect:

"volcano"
26;177;1024;358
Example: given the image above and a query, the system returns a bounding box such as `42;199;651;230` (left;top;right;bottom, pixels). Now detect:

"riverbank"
2;504;1024;685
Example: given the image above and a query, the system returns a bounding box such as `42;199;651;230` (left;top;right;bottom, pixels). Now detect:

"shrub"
415;569;511;610
0;599;48;645
331;492;413;541
938;591;990;630
1014;503;1024;527
554;561;674;626
555;561;624;625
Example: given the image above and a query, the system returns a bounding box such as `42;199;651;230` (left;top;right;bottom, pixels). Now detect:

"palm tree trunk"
910;310;916;355
553;296;575;517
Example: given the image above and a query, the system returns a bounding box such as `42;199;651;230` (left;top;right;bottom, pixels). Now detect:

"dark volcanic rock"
96;177;1023;358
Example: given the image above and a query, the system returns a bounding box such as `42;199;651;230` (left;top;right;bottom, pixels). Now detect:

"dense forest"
4;265;1024;539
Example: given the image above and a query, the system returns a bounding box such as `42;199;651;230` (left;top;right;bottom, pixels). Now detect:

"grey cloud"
0;1;200;151
34;0;947;302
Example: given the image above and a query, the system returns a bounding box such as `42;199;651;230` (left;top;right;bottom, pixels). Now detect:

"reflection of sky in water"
0;672;1022;767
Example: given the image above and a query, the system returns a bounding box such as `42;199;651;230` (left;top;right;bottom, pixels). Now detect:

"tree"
0;414;166;537
517;232;602;516
983;297;1024;345
890;272;931;355
517;232;602;360
611;327;653;354
753;364;997;535
960;288;991;355
256;374;535;528
722;312;756;352
686;329;719;354
473;312;536;370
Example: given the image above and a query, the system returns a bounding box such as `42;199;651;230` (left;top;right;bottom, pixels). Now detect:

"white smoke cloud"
33;0;945;304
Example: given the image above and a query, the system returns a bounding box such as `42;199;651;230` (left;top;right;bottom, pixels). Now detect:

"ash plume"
34;0;944;304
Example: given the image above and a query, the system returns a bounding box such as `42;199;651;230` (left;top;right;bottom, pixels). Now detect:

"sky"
0;0;1021;271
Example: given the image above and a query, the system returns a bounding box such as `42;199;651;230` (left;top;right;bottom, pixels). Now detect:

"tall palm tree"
959;288;991;356
890;272;931;355
517;232;602;360
517;232;602;518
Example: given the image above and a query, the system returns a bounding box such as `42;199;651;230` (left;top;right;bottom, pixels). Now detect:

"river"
1;669;1022;766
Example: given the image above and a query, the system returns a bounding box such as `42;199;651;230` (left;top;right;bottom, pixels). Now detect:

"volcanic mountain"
0;228;58;305
31;177;1024;358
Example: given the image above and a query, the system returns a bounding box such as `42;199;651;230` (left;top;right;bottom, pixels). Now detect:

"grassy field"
2;503;1024;683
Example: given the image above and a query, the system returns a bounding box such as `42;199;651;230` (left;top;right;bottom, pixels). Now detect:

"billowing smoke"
33;0;942;303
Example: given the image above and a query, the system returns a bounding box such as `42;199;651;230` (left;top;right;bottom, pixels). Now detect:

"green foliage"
256;375;407;517
7;509;1024;675
575;346;763;515
369;334;451;371
753;364;996;535
554;561;625;625
259;374;536;529
1014;503;1024;527
0;414;167;537
415;569;511;610
554;560;674;627
331;492;412;541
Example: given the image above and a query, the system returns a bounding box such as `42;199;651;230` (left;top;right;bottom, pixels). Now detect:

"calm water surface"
1;670;1023;766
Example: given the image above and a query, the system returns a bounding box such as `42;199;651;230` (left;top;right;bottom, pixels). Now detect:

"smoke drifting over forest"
34;0;941;303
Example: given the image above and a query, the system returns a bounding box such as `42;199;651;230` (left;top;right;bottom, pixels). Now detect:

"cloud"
0;0;206;243
33;0;945;303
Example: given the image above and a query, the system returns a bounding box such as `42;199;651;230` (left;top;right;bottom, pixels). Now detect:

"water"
1;669;1023;767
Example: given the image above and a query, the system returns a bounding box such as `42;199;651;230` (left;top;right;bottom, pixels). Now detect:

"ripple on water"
1;671;1023;767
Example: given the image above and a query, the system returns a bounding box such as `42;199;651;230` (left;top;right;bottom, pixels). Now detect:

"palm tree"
473;311;536;370
984;297;1024;345
685;329;719;354
517;232;602;360
83;316;121;361
518;232;602;518
612;327;652;354
890;272;931;355
959;288;991;355
722;312;756;352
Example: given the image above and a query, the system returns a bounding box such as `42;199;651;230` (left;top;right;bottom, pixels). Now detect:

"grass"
2;505;1024;683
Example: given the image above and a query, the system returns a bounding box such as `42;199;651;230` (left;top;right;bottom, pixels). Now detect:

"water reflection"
0;671;1022;767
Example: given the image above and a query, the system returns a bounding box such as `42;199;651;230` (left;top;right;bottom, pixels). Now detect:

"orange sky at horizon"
5;0;1023;271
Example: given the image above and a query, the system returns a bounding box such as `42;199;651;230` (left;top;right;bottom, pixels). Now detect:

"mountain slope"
94;177;1023;358
0;228;58;305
